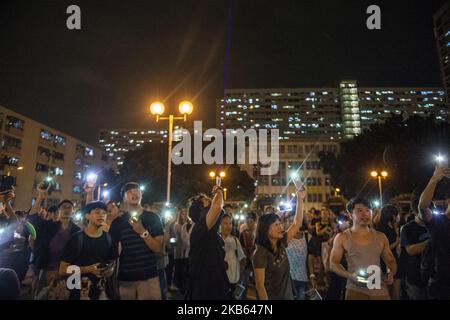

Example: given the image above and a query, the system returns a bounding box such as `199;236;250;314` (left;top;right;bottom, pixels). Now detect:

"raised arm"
286;186;306;243
30;183;49;215
83;183;95;204
206;187;224;231
419;166;450;223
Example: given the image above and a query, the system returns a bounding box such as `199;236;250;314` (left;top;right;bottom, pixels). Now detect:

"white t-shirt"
223;234;246;284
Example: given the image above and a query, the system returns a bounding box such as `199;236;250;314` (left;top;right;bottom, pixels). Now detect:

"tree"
319;114;450;202
114;142;255;206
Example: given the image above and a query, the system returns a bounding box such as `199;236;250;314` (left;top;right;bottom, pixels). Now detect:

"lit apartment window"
6;116;25;131
73;185;82;193
54;135;66;146
85;147;94;157
40;130;53;141
74;172;82;180
54;167;64;176
5;156;20;166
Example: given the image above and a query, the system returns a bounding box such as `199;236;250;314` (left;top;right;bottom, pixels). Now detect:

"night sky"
0;0;447;144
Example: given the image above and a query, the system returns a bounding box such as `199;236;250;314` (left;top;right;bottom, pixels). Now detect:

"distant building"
98;127;186;166
239;139;340;212
218;81;447;140
434;1;450;108
0;105;114;210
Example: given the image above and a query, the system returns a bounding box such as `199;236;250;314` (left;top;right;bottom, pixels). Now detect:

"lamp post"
150;101;193;206
97;183;108;201
334;187;341;197
370;170;388;207
209;170;226;186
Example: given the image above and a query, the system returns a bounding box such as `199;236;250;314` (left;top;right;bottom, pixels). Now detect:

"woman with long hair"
253;187;306;300
376;204;401;300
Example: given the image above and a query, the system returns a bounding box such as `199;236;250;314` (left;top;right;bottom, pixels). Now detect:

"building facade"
434;1;450;107
239;139;340;212
98;127;186;166
218;81;447;140
0;105;114;210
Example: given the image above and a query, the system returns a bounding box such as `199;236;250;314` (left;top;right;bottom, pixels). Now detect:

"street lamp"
150;100;194;205
96;182;109;201
370;170;388;207
334;187;341;197
209;170;226;186
223;188;227;201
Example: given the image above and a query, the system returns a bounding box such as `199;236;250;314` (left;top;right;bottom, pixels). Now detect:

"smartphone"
86;174;98;188
129;211;138;223
169;237;177;245
438;158;449;170
41;178;53;190
215;176;221;187
356;269;369;284
0;176;15;194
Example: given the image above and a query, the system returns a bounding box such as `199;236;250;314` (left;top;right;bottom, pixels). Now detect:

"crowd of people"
0;165;449;300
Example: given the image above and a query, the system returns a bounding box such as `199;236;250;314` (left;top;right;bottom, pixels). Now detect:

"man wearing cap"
59;201;118;300
27;183;80;299
108;182;164;300
45;205;59;222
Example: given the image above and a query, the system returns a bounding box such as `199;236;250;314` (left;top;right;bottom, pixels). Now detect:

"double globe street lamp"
370;170;388;207
150;100;194;206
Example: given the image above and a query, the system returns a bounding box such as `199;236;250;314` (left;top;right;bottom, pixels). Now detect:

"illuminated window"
85;147;94;157
40;130;53;141
54;167;64;176
54;135;66;146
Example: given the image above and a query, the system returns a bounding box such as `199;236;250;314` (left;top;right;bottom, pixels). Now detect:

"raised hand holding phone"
86;173;98;188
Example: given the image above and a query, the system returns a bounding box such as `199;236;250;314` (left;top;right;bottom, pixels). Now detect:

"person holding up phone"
418;165;450;299
27;183;80;299
59;201;118;300
187;186;230;300
252;185;306;300
108;182;164;300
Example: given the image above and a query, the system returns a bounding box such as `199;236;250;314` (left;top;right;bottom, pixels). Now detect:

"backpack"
73;231;120;300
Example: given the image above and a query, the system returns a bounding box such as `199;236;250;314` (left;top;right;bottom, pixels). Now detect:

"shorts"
308;236;322;257
119;276;161;300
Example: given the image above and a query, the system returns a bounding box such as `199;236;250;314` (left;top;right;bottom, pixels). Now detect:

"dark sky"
0;0;448;144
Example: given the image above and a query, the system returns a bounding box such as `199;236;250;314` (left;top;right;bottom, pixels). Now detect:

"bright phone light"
164;210;172;219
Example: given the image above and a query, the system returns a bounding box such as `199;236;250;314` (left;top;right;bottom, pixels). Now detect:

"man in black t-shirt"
418;166;450;300
400;203;430;300
109;182;164;300
60;201;118;300
187;188;230;300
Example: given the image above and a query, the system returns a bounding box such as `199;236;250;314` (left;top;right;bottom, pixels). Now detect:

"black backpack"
73;231;120;300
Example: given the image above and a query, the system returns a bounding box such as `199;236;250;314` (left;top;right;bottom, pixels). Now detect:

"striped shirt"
109;211;164;281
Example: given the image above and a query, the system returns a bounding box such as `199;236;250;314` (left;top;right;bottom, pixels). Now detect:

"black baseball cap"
84;201;107;215
47;205;58;213
120;182;140;198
